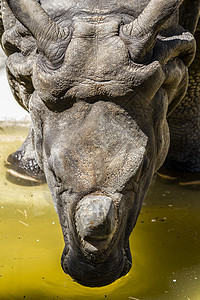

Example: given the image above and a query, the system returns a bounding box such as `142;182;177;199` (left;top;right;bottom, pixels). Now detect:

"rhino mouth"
62;249;131;287
61;236;132;287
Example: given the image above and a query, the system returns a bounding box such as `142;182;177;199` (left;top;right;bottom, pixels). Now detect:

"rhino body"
1;0;200;287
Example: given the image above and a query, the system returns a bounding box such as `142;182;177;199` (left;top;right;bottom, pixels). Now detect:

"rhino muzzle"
61;193;132;287
61;242;131;287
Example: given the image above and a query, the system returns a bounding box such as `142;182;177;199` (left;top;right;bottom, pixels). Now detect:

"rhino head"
3;0;195;286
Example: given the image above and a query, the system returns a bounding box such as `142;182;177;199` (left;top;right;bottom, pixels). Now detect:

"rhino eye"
56;175;62;184
49;167;62;185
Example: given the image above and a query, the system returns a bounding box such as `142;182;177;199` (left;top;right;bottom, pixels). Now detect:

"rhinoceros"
1;0;200;287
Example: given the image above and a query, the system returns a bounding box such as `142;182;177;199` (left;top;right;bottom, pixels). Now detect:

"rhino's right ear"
29;93;45;169
120;0;182;62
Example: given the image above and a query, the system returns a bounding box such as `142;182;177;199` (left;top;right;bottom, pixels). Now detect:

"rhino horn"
75;194;117;253
5;0;70;66
121;0;182;62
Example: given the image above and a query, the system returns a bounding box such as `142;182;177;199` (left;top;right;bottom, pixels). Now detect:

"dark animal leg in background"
157;23;200;186
5;129;46;185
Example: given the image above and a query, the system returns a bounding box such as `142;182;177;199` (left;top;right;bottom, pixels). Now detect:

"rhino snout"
61;193;131;287
75;194;117;253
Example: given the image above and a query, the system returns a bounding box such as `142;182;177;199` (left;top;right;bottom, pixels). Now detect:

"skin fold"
0;0;199;287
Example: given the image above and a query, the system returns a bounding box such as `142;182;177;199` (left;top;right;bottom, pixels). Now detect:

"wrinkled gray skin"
1;0;200;287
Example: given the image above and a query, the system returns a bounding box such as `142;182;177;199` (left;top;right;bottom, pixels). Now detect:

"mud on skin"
0;0;200;287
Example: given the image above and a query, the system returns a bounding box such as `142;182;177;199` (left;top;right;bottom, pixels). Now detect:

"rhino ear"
120;0;181;62
179;0;200;34
4;0;70;66
0;0;16;52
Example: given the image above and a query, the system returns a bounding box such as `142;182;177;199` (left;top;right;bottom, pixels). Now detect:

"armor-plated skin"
0;0;200;287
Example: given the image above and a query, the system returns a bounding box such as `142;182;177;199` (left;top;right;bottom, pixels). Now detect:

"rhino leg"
158;24;200;186
5;129;46;185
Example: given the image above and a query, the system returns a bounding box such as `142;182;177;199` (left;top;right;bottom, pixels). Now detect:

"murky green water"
0;124;200;300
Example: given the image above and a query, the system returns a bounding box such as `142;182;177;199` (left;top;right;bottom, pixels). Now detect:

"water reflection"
0;125;200;300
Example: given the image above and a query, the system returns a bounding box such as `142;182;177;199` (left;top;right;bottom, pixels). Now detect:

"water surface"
0;125;200;300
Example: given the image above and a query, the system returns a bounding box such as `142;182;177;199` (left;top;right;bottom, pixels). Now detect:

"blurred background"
0;48;29;121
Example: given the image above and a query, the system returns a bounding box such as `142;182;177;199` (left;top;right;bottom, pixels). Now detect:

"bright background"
0;48;29;121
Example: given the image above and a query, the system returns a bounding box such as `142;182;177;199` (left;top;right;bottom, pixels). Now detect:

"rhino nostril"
75;194;117;246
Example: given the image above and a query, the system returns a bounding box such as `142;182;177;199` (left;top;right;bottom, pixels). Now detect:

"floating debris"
165;190;170;194
17;209;25;216
24;210;28;219
16;204;33;220
18;220;29;227
159;217;167;222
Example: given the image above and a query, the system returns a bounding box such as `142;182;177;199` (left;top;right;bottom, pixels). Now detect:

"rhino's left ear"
4;0;71;66
29;92;45;169
179;0;200;34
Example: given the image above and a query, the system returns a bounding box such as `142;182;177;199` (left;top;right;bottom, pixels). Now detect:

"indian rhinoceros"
1;0;200;287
